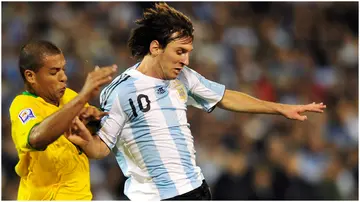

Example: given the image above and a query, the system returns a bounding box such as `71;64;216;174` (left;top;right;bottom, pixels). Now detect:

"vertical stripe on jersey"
112;146;129;176
153;84;200;190
127;80;178;199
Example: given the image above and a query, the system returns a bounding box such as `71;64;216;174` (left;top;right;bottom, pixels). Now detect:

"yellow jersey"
9;88;92;200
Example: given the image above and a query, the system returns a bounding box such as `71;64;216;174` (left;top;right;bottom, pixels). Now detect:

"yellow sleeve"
10;97;45;152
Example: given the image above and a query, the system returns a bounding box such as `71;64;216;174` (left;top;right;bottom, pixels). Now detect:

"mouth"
59;87;66;93
174;68;182;73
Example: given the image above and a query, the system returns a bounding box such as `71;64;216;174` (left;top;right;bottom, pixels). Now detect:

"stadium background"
2;2;358;200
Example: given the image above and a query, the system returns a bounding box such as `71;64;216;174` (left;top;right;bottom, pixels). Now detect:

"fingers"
305;102;327;113
66;117;93;146
298;115;307;121
95;75;115;87
81;64;118;100
90;64;117;82
70;116;80;133
97;111;108;119
79;107;108;122
83;64;117;97
74;117;88;131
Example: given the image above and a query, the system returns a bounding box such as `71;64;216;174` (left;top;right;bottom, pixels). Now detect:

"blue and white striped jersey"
97;63;225;200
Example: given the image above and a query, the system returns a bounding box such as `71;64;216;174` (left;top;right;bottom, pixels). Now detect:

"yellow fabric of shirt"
9;88;92;200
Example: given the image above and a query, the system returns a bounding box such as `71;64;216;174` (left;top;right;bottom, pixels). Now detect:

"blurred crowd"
2;2;358;200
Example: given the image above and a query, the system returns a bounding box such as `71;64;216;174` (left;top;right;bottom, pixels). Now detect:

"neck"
25;85;59;106
137;55;165;80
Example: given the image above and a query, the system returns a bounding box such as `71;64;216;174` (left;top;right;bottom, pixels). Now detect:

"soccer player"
9;40;117;200
67;3;326;200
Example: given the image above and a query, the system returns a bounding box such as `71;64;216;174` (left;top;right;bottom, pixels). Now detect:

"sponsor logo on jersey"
156;87;166;95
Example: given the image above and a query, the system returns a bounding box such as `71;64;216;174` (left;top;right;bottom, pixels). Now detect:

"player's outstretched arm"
217;89;326;121
28;65;117;150
65;117;110;159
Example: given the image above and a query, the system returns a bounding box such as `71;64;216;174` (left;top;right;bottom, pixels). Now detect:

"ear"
149;40;161;57
24;69;36;84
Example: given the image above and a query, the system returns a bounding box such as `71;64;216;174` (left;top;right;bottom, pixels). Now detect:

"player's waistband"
163;180;211;200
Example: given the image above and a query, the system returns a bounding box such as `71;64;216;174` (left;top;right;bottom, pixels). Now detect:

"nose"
59;70;68;83
180;53;189;66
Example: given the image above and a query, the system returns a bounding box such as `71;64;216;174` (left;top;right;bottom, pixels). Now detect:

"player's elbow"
28;127;48;151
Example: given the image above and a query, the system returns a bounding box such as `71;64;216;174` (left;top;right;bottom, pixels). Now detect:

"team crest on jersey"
18;108;36;124
171;79;188;102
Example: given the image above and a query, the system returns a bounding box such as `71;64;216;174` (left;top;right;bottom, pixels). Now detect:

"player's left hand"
79;106;108;125
65;116;93;147
281;102;326;121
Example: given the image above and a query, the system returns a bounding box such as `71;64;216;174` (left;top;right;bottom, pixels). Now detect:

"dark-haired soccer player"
68;3;326;200
9;40;117;200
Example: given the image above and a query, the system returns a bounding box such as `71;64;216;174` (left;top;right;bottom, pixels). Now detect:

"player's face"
29;54;67;105
158;37;193;80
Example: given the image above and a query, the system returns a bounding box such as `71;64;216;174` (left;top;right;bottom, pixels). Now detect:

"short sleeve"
10;97;46;152
180;67;225;113
97;91;127;150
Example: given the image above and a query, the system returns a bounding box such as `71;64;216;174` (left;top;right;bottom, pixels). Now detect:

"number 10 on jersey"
129;94;151;118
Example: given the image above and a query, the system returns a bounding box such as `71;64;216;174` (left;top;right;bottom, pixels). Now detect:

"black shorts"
164;180;212;200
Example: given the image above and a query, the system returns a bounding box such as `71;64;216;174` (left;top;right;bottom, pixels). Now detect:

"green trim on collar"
22;91;38;98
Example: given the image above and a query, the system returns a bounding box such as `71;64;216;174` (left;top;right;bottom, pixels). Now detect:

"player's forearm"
29;93;89;150
81;136;110;159
217;89;286;114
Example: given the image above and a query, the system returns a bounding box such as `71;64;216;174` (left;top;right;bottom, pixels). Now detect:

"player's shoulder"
10;92;38;108
102;70;136;96
178;66;200;79
9;92;40;117
100;67;138;107
177;66;201;85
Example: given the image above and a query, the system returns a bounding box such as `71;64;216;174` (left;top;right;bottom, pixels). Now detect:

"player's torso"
119;75;194;157
36;100;89;175
124;78;189;128
110;71;203;199
11;93;90;199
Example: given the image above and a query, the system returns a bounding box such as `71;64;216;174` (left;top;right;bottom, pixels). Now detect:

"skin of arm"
217;89;326;121
29;93;89;150
81;135;110;159
217;90;284;114
65;117;110;159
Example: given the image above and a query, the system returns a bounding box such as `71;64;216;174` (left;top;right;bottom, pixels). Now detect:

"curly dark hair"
128;3;194;59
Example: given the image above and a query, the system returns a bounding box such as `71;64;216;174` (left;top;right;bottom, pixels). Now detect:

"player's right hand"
80;64;118;100
65;116;93;148
79;106;108;125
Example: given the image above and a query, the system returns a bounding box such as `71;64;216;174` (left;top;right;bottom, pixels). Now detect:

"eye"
49;68;60;75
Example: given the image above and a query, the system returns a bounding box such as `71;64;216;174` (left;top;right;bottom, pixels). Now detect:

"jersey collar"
22;91;38;98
